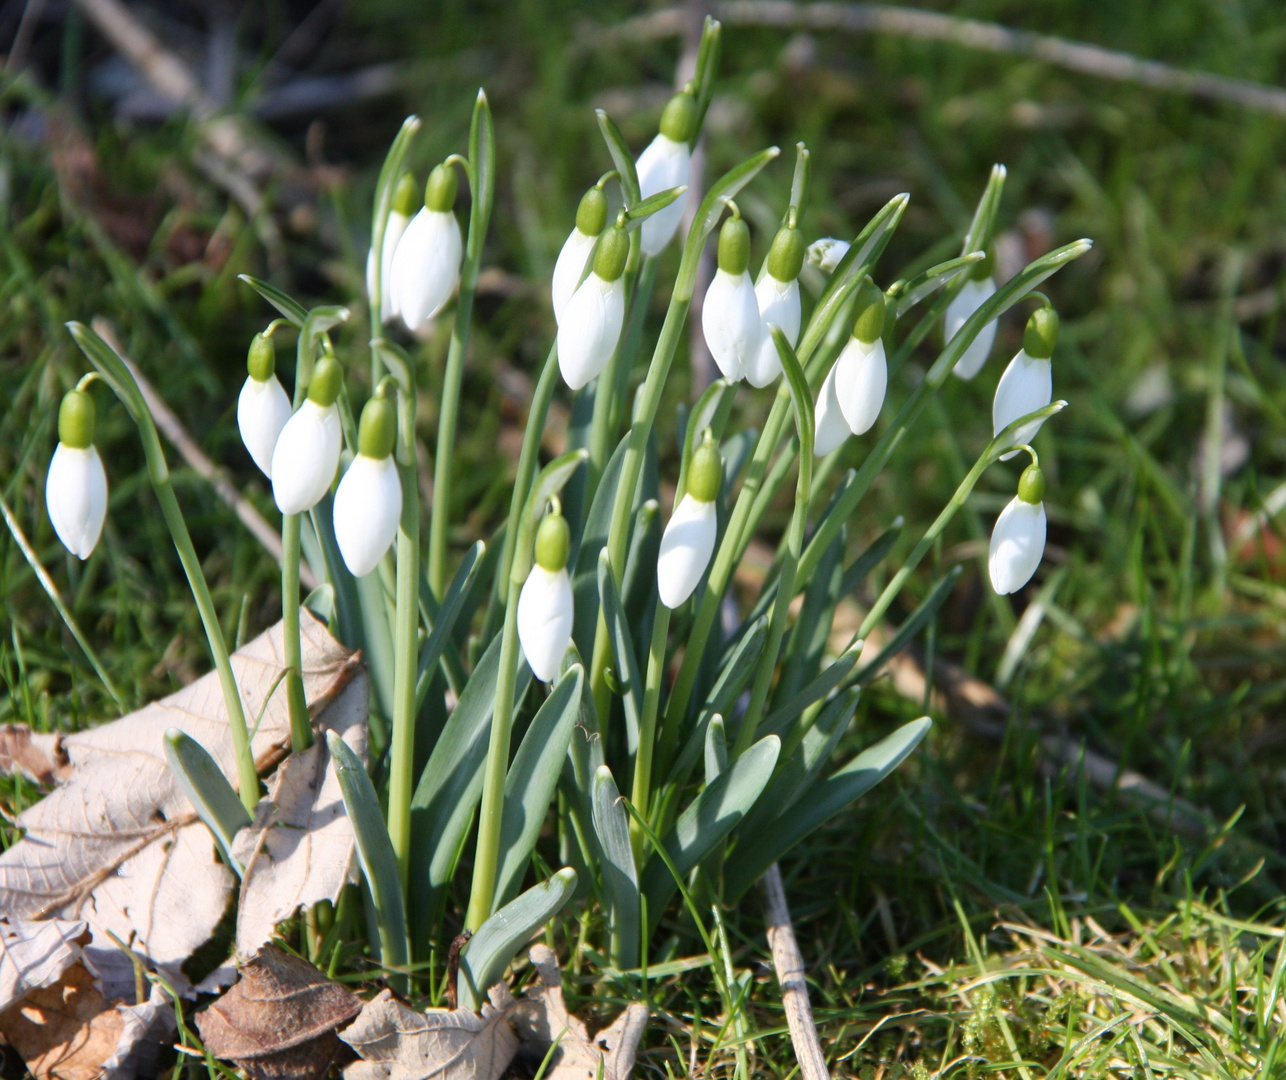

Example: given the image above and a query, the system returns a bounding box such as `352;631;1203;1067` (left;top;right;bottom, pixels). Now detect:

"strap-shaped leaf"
571;435;629;656
415;540;484;710
840;518;904;596
690;16;722;137
777;522;844;703
894;252;984;317
466;89;496;277
640;734;780;923
238;274;308;326
764;638;863;741
704;715;727;786
787;141;810;226
164;729;251;874
295;305;350;404
625;186;687;227
961;163;1007;257
598;551;643;762
511;449;590;586
328;731;409;992
848;565;962;687
494;665;584;907
723;718;931;900
457;867;577;1010
591;766;639;970
595;110;641;208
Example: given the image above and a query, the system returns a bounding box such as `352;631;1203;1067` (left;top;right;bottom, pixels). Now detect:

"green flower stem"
280;514;312;754
387;381;420;900
66;322;260;814
630;602;671;857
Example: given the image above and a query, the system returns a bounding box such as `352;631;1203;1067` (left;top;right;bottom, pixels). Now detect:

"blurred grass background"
5;1;1286;1075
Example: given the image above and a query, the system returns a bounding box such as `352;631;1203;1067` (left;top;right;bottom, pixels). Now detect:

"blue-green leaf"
595;110;641;209
849;566;962;687
591;765;639;970
415;540;484;710
164;729;251;874
238;274;307;326
598;551;643;761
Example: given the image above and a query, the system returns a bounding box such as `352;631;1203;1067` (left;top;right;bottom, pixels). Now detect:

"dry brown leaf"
338;988;519;1080
0;611;359;998
513;945;648;1080
197;944;362;1080
232;671;368;958
0;919;88;1013
0;725;70;787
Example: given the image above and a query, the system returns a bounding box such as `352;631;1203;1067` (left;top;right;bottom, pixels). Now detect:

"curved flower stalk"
517;503;574;682
236;330;291;478
271;355;344;516
993;305;1058;458
815;276;887;453
367;172;417;325
551;183;608;324
557;222;628;390
334;388;402;577
746;223;805;387
636;88;696;256
701;210;761;382
990;459;1048;594
657;434;722;608
391;163;464;331
945;251;998;380
46;383;107;560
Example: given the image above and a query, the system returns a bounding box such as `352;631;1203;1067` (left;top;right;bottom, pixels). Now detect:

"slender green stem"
630;602;671;857
280;515;312;754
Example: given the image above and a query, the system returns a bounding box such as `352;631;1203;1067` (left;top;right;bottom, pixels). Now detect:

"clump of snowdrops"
49;17;1087;1012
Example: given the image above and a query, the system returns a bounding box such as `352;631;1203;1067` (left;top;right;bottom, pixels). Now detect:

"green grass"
5;1;1286;1076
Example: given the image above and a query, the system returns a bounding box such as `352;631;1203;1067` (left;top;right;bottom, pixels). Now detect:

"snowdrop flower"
518;504;574;682
271;356;344;516
367;172;417;325
745;224;805;388
391;163;464;332
828;277;888;439
658;434;721;608
945;251;997;381
333;391;402;577
993;306;1058;459
806;237;850;273
557;222;628;390
552;184;608;324
46;386;107;560
237;331;291;479
635;89;696;256
813;362;850;457
702;211;761;382
989;462;1047;595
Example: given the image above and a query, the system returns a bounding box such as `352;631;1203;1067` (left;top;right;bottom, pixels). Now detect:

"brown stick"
760;862;830;1080
91;319;319;590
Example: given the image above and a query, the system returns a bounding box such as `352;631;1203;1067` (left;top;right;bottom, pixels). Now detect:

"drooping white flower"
636;90;697;256
746;277;801;387
333;394;402;577
517;508;574;682
701;214;761;382
834;336;887;437
807;237;850;273
993;307;1059;458
237;332;292;479
368;172;417;325
271;358;344;516
552;186;608;324
391;164;464;332
945;264;997;381
813;362;850;457
989;464;1048;595
46;387;107;560
657;493;717;609
557;224;628;390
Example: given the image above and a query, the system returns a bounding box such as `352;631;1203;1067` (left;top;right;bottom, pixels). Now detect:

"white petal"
636;135;691;256
46;444;107;560
378;209;410;324
834;336;887;436
271;401;342;515
813;362;850;456
391;208;463;331
551;228;598;325
992;349;1052;455
988;497;1046;595
807;238;850;273
946;277;997;380
333;454;402;577
237;375;292;478
657;494;717;609
701;269;761;382
517;565;574;682
557;274;625;390
745;275;801;387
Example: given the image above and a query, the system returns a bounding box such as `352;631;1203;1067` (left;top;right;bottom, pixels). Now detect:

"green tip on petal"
308;356;343;407
576;186;609;237
58;388;96;449
357;395;397;459
1023;306;1060;359
687;434;722;503
425;163;458;213
593;225;629;282
1018;463;1046;504
392;171;419;217
851;276;886;344
247;332;275;382
766;225;805;282
969;249;995;281
717;216;751;276
659;89;698;144
534;509;571;571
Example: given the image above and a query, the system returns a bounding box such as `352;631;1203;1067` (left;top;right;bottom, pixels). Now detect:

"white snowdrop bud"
657;437;721;608
745;225;805;388
702;215;760;382
238;332;292;479
832;277;888;437
333;394;402;577
271;357;344;516
46;388;107;560
993;307;1058;458
635;90;696;256
517;509;574;682
989;463;1047;595
806;237;850;273
552;186;608;324
557;225;628;390
391;164;464;332
813;362;850;457
946;253;997;381
367;172;417;325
